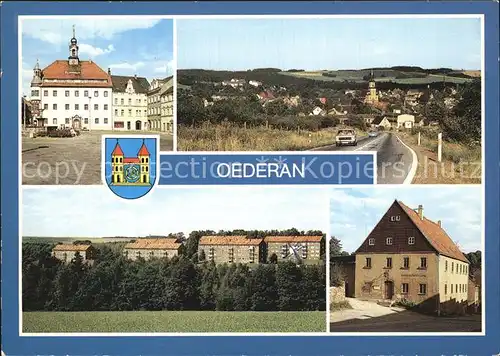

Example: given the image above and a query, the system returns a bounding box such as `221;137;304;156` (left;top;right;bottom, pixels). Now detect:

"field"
280;70;473;84
177;124;340;151
23;236;135;244
22;130;173;185
23;311;326;333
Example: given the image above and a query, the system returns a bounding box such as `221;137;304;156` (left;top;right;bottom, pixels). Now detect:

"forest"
22;229;326;313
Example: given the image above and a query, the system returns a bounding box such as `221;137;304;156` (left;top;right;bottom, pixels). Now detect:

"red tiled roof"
112;143;124;156
398;201;469;263
199;236;263;246
264;236;324;243
123;157;140;163
40;60;112;88
138;143;150;156
124;238;181;250
53;244;92;252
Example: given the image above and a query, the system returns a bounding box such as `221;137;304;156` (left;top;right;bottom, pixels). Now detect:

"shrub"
48;129;75;138
330;300;352;311
394;298;417;309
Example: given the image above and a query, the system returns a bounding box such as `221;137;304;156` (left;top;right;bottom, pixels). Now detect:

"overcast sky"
177;17;481;71
21;17;174;95
330;187;483;254
22;187;329;237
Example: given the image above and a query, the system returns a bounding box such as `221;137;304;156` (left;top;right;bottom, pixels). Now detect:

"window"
365;257;372;268
43;90;48;96
386;257;392;268
65;118;70;124
75;104;79;110
121;98;124;105
65;90;70;97
104;91;108;97
419;284;427;295
84;90;89;97
402;283;409;294
451;262;454;273
451;284;454;293
52;118;57;124
31;89;40;96
128;98;132;105
44;104;48;110
445;260;448;271
445;284;448;295
121;109;124;116
368;238;375;246
403;256;410;269
104;118;108;124
115;109;118;116
53;104;57;110
408;236;415;245
94;91;99;97
104;104;108;110
84;104;89;110
95;118;99;124
386;237;393;245
115;98;118;105
420;257;427;269
65;104;70;110
128;109;132;116
390;215;401;222
94;104;98;110
53;90;57;96
84;118;88;124
75;90;79;97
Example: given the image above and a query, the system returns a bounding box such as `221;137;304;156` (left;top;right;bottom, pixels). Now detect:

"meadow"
23;311;326;333
177;124;339;151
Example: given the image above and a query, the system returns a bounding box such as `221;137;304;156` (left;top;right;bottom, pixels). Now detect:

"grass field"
23;311;326;333
177;124;339;151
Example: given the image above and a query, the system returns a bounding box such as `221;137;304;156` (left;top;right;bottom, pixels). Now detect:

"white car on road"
335;129;357;147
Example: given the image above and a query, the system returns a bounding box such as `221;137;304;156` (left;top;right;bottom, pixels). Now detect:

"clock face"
124;164;141;183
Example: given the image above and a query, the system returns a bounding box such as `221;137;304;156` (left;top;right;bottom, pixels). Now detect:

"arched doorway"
135;120;142;130
72;115;82;130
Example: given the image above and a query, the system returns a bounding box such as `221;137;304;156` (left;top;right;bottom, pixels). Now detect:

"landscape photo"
22;187;328;333
328;187;482;332
176;17;482;184
21;17;174;185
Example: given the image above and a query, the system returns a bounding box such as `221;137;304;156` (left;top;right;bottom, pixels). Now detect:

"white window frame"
408;236;415;245
386;237;393;245
368;238;375;246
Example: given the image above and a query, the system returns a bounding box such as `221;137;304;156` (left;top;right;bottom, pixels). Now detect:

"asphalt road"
311;133;416;184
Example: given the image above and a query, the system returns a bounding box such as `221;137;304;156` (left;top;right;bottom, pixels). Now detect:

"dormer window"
390;215;401;222
386;237;393;245
368;238;375;246
408;236;415;245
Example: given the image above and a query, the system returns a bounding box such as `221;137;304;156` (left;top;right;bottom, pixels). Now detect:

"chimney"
417;205;423;220
437;220;441;227
108;68;111;75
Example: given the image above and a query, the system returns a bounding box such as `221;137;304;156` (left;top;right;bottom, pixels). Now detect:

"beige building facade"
159;77;174;133
198;236;265;265
52;244;96;263
111;74;150;131
123;238;182;261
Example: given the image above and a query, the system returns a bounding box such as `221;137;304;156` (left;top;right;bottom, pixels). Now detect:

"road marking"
396;135;418;184
354;133;386;151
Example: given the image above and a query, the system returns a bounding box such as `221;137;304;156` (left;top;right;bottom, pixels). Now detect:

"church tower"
137;140;150;184
365;69;379;104
111;141;124;184
30;59;43;119
68;25;80;66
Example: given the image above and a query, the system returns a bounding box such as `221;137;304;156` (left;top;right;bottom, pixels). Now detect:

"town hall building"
29;26;113;130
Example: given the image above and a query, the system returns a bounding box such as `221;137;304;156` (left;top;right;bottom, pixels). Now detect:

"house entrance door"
384;281;394;299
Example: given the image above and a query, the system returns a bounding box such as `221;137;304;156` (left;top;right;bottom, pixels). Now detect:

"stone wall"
330;286;346;304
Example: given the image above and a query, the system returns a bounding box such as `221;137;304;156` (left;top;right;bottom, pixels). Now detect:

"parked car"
335;129;357;147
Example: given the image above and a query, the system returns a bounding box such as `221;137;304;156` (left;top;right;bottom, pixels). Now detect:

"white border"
18;13;485;338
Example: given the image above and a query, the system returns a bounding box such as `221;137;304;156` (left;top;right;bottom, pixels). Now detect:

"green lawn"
23;311;326;333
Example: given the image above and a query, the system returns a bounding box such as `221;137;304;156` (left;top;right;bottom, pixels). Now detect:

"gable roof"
199;236;263;246
53;244;92;252
124;238;181;250
397;201;469;263
111;75;150;94
41;60;112;87
264;236;323;243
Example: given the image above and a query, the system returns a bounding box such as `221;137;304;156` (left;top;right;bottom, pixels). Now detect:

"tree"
275;261;304;311
269;253;278;264
249;264;278;311
164;257;199;310
330;237;349;259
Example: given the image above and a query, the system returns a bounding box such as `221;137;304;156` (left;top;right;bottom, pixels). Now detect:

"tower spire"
72;24;76;38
